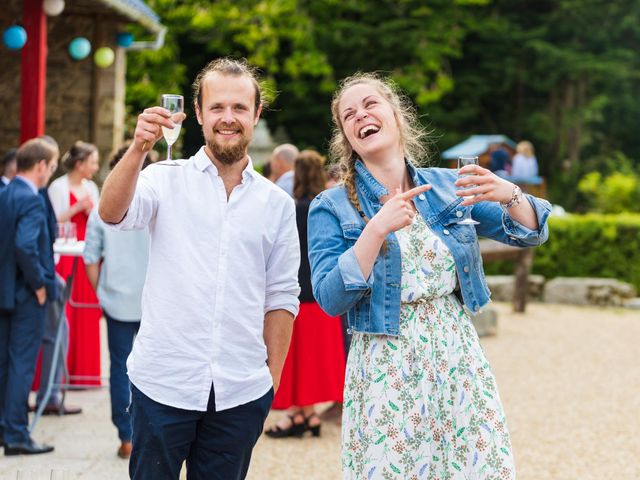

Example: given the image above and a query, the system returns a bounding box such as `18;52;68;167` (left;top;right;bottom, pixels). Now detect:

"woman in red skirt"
265;150;346;439
48;141;102;385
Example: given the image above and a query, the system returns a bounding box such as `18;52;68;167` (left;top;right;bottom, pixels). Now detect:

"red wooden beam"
20;0;47;144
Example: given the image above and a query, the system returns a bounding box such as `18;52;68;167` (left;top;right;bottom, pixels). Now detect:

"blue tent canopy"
441;135;516;160
97;0;163;32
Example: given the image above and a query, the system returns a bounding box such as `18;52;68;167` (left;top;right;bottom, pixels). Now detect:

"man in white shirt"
99;58;300;480
271;143;298;196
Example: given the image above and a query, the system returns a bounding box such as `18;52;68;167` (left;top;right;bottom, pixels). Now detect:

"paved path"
1;303;638;479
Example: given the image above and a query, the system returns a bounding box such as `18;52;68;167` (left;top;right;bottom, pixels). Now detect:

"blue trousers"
129;384;273;480
0;296;46;443
104;311;139;441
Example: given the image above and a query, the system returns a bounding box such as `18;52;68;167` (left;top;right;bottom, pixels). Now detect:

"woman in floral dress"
307;73;550;479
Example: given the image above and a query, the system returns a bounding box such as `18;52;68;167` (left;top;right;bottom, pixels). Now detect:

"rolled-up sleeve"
83;210;104;265
308;195;373;317
476;194;551;247
338;248;375;291
106;172;158;231
264;200;301;317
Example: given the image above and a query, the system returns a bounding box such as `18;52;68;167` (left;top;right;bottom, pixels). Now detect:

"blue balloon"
116;32;133;48
3;25;27;50
68;37;91;60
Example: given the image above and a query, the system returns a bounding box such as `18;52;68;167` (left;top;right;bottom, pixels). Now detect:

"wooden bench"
479;239;533;313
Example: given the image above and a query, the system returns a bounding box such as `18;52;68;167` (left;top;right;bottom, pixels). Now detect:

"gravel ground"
2;302;638;479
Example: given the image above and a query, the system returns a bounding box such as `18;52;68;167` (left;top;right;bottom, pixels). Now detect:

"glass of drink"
66;222;77;243
161;94;184;163
457;156;480;225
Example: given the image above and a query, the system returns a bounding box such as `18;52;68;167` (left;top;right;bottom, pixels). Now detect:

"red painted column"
20;0;47;144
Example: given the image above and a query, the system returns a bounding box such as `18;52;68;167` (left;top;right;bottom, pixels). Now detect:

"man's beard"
206;128;251;166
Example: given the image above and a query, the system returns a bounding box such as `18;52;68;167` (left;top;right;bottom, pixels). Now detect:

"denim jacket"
308;160;551;336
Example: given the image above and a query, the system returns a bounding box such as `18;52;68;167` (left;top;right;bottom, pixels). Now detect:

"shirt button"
443;229;450;235
456;211;463;218
463;266;469;273
418;194;426;200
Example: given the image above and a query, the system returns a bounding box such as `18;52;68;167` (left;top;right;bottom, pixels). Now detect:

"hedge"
483;213;640;292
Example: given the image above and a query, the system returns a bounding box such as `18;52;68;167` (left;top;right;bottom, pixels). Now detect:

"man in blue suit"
0;138;59;455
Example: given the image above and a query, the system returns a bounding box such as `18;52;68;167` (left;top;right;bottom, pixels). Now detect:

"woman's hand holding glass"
455;164;516;206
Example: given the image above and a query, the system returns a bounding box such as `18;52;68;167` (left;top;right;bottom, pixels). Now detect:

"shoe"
117;441;132;459
264;415;306;439
40;404;83;416
4;439;54;455
305;413;322;438
29;404;82;415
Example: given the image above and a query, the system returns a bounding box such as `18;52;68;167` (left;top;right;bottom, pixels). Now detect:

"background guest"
489;143;512;177
512;140;539;179
0;148;17;187
32;135;82;416
271;143;299;196
84;141;150;460
265;150;346;439
48;141;102;386
0;138;59;455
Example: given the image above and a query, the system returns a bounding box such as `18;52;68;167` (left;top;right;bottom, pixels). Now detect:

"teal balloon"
3;25;27;50
94;47;115;68
68;37;91;60
116;32;133;48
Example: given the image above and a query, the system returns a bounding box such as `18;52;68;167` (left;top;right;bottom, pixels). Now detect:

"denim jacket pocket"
342;224;364;243
442;207;477;244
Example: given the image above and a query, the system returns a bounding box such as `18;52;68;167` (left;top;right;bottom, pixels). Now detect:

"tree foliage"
126;0;640;210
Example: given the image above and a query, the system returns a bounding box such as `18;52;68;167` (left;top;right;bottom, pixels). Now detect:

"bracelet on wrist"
500;184;522;209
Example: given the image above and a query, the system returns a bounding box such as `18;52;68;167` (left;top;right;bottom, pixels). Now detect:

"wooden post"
513;248;534;312
20;0;47;143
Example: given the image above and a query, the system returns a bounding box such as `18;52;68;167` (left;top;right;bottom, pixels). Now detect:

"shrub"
483;213;640;291
577;152;640;213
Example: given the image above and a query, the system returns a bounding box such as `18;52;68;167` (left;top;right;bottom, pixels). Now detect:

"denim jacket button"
443;229;450;235
463;266;470;273
418;194;426;200
456;210;463;218
473;305;479;312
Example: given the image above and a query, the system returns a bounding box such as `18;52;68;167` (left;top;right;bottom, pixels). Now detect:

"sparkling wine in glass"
457;156;480;225
161;94;184;162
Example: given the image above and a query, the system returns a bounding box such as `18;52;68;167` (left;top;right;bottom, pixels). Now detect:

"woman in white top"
48;141;100;221
511;140;539;178
47;141;103;386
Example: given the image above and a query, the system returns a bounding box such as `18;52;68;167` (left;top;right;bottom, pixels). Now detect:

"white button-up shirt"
111;147;300;411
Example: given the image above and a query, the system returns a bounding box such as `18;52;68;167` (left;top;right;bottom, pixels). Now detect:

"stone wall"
0;2;127;180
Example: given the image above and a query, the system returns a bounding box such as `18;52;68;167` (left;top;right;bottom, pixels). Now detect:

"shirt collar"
194;146;259;182
15;174;38;194
354;158;420;204
1;176;10;185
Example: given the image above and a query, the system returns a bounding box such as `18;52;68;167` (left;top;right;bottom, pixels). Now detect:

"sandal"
305;412;322;437
264;414;305;438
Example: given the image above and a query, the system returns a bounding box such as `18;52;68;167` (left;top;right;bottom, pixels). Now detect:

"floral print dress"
342;216;515;480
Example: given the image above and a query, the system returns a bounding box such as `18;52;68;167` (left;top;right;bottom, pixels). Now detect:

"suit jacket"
0;177;56;311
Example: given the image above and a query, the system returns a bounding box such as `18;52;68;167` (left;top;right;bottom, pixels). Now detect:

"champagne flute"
161;94;184;163
457;156;480;225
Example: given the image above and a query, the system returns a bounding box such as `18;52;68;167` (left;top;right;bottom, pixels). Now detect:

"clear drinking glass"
161;94;184;162
457;156;480;225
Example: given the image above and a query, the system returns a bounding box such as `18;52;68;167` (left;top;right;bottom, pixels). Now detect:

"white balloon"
43;0;65;16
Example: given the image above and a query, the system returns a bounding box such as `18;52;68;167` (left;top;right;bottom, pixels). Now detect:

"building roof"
96;0;163;33
441;135;516;160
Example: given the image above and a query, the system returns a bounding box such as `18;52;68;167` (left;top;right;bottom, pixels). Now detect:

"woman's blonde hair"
328;72;430;223
516;140;535;157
